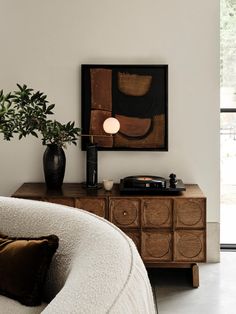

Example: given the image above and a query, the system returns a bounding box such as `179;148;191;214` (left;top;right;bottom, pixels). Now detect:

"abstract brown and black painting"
81;65;168;151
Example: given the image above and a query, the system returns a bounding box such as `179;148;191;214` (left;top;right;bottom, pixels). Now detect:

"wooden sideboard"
12;183;206;287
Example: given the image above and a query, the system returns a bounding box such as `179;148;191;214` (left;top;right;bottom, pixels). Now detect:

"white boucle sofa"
0;196;156;314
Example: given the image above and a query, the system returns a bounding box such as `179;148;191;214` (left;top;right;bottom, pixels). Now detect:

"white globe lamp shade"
103;117;120;134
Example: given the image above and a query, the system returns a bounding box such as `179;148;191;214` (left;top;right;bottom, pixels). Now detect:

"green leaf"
31;131;38;138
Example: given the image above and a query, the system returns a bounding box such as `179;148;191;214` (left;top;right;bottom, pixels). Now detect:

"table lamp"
86;117;120;189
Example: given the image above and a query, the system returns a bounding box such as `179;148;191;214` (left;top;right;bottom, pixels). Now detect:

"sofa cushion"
0;295;47;314
0;233;58;306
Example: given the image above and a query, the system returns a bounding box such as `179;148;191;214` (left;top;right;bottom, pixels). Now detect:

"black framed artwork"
81;64;168;151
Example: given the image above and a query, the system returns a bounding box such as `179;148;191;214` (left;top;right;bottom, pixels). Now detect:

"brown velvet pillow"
0;232;59;306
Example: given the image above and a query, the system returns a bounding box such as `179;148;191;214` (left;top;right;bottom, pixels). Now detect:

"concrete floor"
149;252;236;314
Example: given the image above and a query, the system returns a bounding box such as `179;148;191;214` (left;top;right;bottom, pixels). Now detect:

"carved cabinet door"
45;198;74;207
109;198;140;228
142;198;172;228
142;231;173;262
174;199;206;229
75;198;106;218
174;230;206;262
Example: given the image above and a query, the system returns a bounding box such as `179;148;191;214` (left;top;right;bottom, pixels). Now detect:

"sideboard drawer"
75;198;106;218
142;198;172;228
174;199;206;229
141;231;172;262
45;198;74;207
174;230;206;262
110;198;140;228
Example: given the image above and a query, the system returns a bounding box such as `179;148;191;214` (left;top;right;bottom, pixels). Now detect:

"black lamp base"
86;143;98;187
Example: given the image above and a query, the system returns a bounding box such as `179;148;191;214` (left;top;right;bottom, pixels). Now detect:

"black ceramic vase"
43;144;66;189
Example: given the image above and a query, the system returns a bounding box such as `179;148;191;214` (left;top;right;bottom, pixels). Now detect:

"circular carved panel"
177;234;202;258
177;200;202;226
145;233;171;258
112;200;139;226
144;200;171;227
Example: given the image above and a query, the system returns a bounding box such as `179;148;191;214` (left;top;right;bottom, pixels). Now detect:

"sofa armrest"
42;220;156;314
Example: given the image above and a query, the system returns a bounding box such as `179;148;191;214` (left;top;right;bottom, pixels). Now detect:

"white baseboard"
207;222;220;262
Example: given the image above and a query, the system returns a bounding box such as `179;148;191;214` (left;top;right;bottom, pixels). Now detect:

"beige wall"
0;0;219;258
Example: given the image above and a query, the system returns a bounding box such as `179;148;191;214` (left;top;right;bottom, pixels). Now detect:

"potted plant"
0;84;55;140
0;91;15;140
0;84;80;189
41;120;80;189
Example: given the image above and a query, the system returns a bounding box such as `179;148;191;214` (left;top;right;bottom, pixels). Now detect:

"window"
220;0;236;247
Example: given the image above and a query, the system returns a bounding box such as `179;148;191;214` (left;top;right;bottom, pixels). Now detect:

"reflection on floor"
149;252;236;314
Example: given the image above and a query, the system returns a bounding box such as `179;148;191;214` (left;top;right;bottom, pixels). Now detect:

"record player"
119;173;185;194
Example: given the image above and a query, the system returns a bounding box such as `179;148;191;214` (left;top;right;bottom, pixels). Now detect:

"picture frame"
81;64;168;151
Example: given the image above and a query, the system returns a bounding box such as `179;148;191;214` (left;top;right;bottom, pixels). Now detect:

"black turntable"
119;174;185;194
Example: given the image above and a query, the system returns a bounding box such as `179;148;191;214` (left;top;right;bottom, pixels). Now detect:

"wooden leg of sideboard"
192;264;199;288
